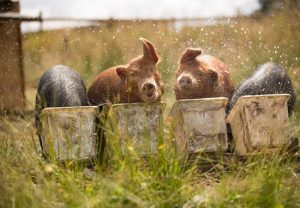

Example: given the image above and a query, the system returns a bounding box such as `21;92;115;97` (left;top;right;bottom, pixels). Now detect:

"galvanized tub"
166;98;228;157
105;102;166;156
227;94;291;156
39;105;108;162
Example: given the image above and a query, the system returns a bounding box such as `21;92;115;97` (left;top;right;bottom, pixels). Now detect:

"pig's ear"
180;48;202;64
207;68;218;83
140;37;159;64
116;66;127;80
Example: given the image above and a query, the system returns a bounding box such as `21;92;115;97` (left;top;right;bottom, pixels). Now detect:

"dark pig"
35;65;89;130
228;62;296;115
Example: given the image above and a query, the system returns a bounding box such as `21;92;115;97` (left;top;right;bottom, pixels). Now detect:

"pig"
35;65;89;149
87;38;164;105
228;62;296;115
173;48;234;100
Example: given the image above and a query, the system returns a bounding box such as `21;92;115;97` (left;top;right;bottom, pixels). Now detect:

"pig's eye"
129;71;136;77
196;71;203;76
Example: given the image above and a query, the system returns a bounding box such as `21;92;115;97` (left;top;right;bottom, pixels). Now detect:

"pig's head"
116;38;164;102
174;48;219;99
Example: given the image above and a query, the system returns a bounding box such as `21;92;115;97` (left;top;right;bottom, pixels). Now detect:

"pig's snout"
179;76;192;89
142;83;156;97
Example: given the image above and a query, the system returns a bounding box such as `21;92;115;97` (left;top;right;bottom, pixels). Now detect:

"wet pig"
228;62;296;115
35;65;89;129
88;38;164;104
173;48;234;100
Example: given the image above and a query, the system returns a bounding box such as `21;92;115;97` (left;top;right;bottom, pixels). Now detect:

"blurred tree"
259;0;272;13
259;0;300;13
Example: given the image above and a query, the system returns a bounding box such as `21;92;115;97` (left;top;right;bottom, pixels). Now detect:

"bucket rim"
111;101;166;108
236;93;290;101
174;97;229;104
41;105;106;113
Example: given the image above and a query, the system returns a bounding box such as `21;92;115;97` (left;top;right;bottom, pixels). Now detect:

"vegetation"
0;7;299;208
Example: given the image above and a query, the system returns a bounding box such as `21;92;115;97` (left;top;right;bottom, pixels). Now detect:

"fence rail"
0;12;232;23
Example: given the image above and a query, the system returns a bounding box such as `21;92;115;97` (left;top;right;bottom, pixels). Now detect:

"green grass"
1;7;300;208
0;116;299;208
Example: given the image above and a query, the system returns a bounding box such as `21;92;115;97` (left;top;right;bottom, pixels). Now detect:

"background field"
22;9;300;111
1;7;300;208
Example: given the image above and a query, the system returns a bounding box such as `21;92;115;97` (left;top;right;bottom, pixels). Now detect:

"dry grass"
22;9;300;114
0;7;299;208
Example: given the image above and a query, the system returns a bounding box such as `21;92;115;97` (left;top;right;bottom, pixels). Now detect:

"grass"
1;7;300;208
1;117;299;207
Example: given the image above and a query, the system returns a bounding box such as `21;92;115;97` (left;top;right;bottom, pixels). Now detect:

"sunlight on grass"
0;118;299;207
0;7;299;208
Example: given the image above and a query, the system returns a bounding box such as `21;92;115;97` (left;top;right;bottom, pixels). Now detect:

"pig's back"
229;62;296;114
198;55;234;98
37;65;88;108
87;67;122;105
197;55;228;73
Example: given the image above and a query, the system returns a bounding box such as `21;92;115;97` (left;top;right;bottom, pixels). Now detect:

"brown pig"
88;38;164;104
173;48;234;100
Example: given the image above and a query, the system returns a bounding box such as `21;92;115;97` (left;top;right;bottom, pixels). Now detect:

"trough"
39;105;108;162
166;98;228;157
227;94;291;156
105;102;166;156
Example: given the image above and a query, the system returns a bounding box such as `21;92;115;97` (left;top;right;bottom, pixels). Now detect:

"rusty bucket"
166;98;228;157
39;105;108;162
227;94;291;156
105;102;166;157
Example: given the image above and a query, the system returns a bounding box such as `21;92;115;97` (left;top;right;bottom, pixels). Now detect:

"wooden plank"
0;1;25;111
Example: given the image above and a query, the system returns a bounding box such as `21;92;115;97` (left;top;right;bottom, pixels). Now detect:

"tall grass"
0;116;299;207
0;7;299;208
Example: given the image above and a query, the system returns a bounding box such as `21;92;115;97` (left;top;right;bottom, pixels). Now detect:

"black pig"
35;65;89;145
228;62;296;115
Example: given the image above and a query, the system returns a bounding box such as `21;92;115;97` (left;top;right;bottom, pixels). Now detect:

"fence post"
0;0;25;112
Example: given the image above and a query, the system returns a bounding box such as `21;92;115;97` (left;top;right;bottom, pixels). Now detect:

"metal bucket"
105;102;166;156
227;94;291;156
166;98;228;157
39;105;108;162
